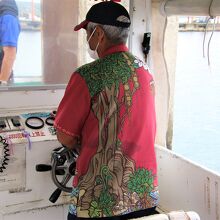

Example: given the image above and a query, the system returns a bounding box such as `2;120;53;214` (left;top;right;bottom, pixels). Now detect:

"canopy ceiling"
161;0;220;16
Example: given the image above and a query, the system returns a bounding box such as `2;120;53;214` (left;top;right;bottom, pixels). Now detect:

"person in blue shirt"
0;0;20;85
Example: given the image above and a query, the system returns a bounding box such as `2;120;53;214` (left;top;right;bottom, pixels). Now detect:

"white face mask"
87;27;100;60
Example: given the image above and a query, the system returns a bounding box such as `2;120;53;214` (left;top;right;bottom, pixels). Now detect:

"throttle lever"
36;164;65;175
36;164;52;172
49;188;62;203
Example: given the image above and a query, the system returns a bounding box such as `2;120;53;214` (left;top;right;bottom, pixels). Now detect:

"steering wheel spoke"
56;165;68;170
61;173;72;185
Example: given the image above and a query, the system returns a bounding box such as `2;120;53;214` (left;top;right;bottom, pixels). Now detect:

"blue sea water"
173;31;220;174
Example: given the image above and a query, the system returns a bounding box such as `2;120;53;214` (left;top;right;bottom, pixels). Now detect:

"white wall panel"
156;145;220;220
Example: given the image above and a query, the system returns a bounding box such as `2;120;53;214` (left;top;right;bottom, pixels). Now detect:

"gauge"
45;116;55;126
25;117;44;129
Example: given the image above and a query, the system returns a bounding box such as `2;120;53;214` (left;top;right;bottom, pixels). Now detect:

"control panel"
0;109;68;218
0;110;58;192
0;110;57;144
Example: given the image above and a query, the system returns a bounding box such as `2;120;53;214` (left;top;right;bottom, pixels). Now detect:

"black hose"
0;135;10;173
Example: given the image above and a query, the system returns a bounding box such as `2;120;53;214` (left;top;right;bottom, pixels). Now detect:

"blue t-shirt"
0;0;20;68
0;14;20;47
0;14;20;67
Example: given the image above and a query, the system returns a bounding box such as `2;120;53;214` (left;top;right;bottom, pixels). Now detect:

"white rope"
207;0;216;66
209;0;215;19
160;0;169;17
203;17;211;58
207;17;216;66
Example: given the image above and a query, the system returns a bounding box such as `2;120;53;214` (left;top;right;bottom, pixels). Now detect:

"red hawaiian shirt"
54;44;159;218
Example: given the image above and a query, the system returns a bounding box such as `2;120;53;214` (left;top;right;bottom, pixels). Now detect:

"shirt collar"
101;44;129;58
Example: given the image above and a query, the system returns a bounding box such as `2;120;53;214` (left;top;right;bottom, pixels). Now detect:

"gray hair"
87;18;130;44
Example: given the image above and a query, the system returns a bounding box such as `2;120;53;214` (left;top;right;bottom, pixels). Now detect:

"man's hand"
56;130;80;151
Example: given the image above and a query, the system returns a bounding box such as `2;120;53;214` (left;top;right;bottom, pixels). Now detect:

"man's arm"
54;74;90;152
0;46;16;81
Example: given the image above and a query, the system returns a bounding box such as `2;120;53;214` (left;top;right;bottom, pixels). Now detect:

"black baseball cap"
74;1;131;31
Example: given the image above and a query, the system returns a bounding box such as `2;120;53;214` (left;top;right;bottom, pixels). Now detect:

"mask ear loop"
94;42;100;52
87;27;97;43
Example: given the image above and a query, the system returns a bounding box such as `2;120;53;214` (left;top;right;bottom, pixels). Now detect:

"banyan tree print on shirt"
54;45;159;218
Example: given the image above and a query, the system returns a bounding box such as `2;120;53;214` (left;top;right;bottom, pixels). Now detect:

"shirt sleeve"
54;73;91;138
0;15;20;47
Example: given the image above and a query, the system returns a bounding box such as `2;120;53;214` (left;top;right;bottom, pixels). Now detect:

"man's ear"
96;26;105;41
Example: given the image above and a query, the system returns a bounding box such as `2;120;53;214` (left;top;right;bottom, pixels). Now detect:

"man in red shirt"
54;1;159;219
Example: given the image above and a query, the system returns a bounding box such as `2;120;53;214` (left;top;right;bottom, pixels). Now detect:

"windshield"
0;0;129;89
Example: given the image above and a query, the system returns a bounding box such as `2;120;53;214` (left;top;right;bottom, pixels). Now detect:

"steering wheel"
51;147;78;192
36;146;78;203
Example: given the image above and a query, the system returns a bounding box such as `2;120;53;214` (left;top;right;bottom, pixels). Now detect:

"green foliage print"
89;201;102;218
88;165;116;217
127;168;154;198
77;52;137;97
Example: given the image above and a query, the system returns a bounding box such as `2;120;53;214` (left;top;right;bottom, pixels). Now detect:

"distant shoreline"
20;20;41;32
179;23;220;32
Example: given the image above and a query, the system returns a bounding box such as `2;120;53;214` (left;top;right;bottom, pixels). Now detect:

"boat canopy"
161;0;220;17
